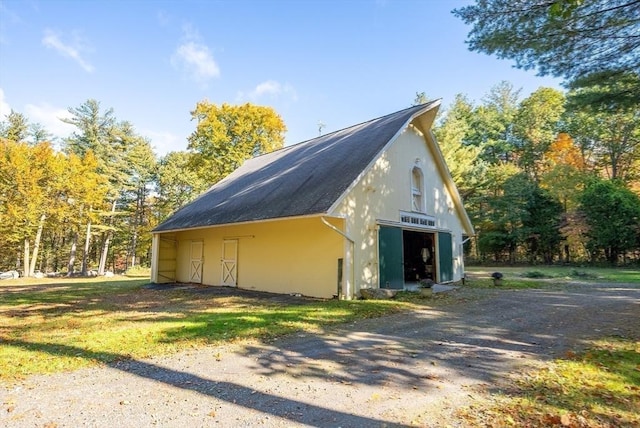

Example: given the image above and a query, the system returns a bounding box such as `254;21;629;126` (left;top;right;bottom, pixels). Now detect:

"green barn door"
438;232;453;282
379;226;404;289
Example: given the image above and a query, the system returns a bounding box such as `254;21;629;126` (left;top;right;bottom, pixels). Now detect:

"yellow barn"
151;101;474;299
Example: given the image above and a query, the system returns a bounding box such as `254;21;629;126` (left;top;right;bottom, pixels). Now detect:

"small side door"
221;239;238;286
378;226;404;289
189;241;203;283
437;232;453;283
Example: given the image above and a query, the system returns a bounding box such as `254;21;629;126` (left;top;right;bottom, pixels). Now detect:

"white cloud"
42;29;94;73
172;42;219;81
237;80;298;102
0;90;73;143
24;102;75;138
171;26;219;84
254;80;282;97
0;88;11;119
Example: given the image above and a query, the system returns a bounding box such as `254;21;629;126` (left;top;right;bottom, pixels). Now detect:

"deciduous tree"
155;151;208;221
579;179;640;263
512;87;565;180
522;186;563;263
541;133;588;210
0;140;45;271
564;76;640;183
187;102;286;185
0;139;106;275
466;81;521;162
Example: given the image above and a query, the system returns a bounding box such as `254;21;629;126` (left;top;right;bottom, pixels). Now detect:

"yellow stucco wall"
154;216;344;299
331;125;468;289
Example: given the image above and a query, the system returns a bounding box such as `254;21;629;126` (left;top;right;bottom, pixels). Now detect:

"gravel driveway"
2;282;638;427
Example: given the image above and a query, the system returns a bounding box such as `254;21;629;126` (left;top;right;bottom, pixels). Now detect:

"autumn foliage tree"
452;0;640;264
63;100;158;274
430;79;638;265
0;139;107;274
187;102;287;186
0;140;46;273
512;87;565;180
564;76;640;184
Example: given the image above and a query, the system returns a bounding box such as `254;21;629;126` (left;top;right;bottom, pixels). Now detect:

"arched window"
411;167;424;212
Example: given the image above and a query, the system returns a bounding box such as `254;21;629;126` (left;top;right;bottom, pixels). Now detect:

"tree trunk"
29;214;46;276
23;239;30;277
81;221;91;275
67;230;78;276
130;229;138;269
98;199;117;275
128;185;145;270
98;230;113;275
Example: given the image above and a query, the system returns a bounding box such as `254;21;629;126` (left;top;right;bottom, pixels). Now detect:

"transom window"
411;167;424;213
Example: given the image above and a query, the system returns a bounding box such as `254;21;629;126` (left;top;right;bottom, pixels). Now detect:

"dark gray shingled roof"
154;101;440;232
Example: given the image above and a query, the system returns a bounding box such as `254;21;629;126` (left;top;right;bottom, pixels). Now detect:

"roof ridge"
251;100;441;160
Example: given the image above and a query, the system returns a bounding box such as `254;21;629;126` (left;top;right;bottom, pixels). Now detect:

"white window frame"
411;166;424;213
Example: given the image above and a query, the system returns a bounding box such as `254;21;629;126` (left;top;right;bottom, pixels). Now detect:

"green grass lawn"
0;276;410;381
465;265;640;288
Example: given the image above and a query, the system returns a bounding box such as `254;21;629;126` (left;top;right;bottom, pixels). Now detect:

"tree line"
428;79;639;265
449;0;640;264
0;100;286;276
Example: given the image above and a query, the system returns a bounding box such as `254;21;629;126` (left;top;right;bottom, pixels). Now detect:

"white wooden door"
190;241;203;283
221;240;238;286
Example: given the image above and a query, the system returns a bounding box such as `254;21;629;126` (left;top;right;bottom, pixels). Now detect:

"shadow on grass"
0;279;147;308
155;299;405;345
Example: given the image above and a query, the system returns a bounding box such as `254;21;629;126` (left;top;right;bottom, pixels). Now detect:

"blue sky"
0;0;562;156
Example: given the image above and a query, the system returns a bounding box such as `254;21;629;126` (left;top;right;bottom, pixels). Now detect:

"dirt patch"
144;283;327;306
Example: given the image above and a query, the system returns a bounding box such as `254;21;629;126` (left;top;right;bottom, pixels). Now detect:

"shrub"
125;266;151;277
521;270;548;278
569;269;597;279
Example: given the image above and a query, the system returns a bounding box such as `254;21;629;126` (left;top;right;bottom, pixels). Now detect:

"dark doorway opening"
402;230;435;282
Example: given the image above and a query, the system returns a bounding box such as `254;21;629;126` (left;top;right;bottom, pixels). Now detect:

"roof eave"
152;212;330;235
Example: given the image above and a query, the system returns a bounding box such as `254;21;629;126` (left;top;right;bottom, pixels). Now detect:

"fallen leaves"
542;413;570;426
